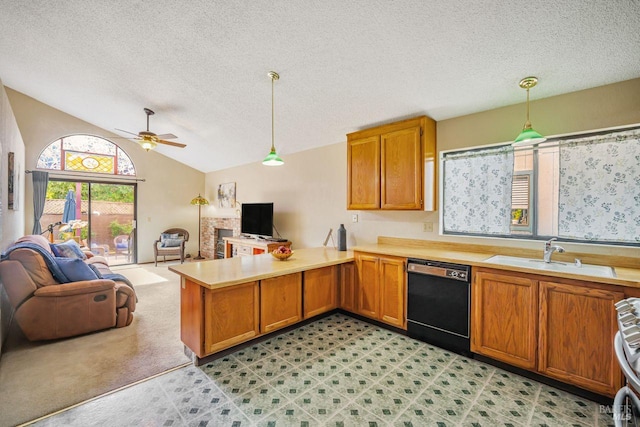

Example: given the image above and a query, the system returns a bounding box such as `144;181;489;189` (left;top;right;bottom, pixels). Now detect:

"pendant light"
513;76;546;147
262;71;284;166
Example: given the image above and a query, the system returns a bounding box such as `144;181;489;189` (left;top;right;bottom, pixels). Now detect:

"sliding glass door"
43;180;137;265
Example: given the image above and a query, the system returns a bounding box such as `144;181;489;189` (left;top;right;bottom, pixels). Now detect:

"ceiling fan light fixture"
263;71;284;166
512;76;547;147
140;138;157;152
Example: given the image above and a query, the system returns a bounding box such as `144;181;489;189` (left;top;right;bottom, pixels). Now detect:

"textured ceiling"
1;0;639;172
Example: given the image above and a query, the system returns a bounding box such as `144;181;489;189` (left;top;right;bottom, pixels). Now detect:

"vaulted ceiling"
1;1;639;172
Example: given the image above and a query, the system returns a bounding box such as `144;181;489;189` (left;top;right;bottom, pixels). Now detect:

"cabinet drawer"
237;245;252;256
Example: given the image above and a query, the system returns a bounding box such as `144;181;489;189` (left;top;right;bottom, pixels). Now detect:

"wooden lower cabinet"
472;269;538;370
472;267;624;397
303;266;337;318
538;281;623;396
339;262;356;312
356;253;380;318
379;256;406;328
260;272;302;333
354;252;406;329
204;281;259;355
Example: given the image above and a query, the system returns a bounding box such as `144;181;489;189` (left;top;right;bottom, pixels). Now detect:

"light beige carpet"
0;264;190;427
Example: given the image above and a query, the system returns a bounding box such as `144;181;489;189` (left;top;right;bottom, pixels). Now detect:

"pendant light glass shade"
263;71;284;166
512;76;546;147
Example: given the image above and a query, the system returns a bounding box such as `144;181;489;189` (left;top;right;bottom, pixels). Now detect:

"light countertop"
352;243;640;288
169;239;640;290
169;247;354;290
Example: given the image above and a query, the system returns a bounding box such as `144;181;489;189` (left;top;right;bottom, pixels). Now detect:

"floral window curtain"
558;129;640;243
443;146;514;234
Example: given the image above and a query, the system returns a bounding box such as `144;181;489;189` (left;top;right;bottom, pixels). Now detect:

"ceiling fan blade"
115;128;141;137
157;139;187;148
154;133;178;140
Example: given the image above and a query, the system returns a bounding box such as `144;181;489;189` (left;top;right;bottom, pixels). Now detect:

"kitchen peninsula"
169;247;354;363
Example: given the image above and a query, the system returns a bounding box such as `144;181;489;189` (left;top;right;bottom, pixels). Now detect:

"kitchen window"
441;126;640;245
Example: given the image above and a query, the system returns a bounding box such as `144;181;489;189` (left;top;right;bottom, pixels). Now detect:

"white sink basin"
484;255;616;278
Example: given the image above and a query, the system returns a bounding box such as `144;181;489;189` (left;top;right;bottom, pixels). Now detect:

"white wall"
0;79;26;353
5;88;205;263
206;78;640;259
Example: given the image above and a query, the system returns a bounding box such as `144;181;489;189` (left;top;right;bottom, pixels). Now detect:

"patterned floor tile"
431;370;489;400
298;334;340;353
212;366;265;400
536;385;598;423
528;408;594;426
353;386;413;422
446;356;496;380
293;385;350;419
246;355;295;381
474;387;537;421
157;365;212;397
232;344;274;365
345;354;391;381
393;402;459;426
34;313;607;427
172;383;231;422
322;368;377;399
297;355;345;380
378;369;433;399
461;406;527;427
255;402;319;427
412;385;474;424
387;334;427;354
266;370;318;400
488;370;542;400
187;402;253;427
325;403;386;427
231;383;289;421
201;355;245;381
368;342;413;365
275;345;320;366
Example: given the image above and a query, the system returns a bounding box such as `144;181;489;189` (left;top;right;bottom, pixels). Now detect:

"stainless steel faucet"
543;238;565;263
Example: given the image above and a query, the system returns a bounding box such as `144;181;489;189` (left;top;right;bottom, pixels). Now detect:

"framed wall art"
217;182;236;208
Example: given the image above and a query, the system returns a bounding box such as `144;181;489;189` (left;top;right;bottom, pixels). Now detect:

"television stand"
223;236;292;258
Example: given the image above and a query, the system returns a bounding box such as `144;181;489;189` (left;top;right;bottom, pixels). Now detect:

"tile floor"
33;314;617;426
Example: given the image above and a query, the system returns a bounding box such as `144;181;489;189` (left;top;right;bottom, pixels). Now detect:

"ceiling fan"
116;108;187;151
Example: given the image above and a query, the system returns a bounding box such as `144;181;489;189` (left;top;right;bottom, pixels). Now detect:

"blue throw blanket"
1;243;136;293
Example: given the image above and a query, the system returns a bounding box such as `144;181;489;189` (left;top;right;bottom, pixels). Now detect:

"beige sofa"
0;235;136;341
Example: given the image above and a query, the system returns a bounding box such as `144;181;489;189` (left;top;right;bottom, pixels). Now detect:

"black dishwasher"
407;258;471;356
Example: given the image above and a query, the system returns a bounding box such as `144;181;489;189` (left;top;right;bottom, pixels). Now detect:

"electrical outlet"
423;222;433;232
352;214;358;223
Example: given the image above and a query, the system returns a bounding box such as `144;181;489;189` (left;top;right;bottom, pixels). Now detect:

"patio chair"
114;233;133;261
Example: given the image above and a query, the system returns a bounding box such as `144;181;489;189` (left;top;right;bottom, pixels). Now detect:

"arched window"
37;135;136;176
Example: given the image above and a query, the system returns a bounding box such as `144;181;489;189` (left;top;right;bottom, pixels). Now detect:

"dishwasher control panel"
407;259;470;283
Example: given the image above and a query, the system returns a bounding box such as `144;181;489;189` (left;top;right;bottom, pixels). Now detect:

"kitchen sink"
483;255;616;278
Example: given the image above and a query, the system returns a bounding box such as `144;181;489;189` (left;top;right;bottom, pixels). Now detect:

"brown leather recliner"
0;235;136;341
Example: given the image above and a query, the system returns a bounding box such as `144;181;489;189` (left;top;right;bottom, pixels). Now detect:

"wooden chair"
153;228;189;266
114;233;133;262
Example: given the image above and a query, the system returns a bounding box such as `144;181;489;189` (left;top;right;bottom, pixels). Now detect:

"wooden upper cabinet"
381;126;422;209
347;135;380;209
538;280;623;396
347;115;436;210
472;269;538;370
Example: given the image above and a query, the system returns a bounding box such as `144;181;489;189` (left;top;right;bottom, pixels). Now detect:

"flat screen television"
241;203;274;237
